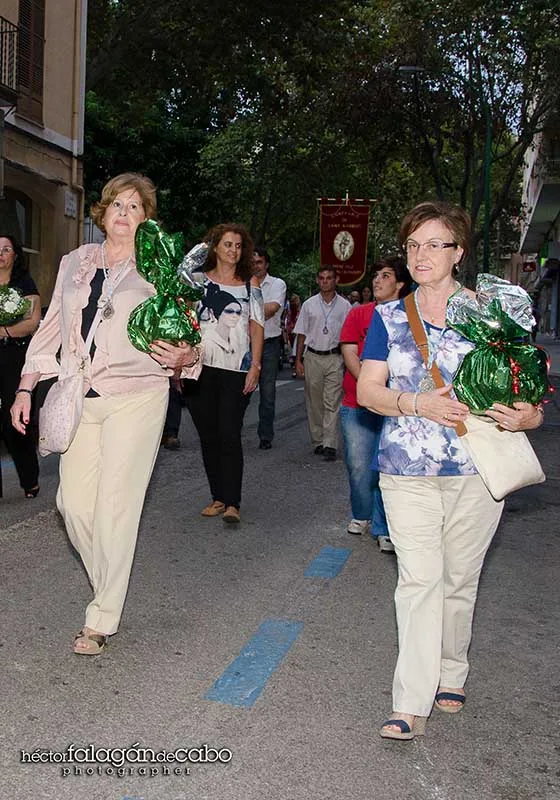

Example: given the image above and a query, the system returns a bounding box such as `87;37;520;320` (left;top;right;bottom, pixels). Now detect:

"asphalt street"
1;353;559;800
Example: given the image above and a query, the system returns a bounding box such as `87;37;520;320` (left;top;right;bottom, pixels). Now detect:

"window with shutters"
17;0;44;123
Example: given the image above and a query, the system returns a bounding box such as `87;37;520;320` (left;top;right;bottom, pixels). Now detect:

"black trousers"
0;343;39;493
258;335;282;442
184;366;252;509
163;384;183;437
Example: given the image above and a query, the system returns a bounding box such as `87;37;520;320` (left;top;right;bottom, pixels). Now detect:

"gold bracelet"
396;391;406;414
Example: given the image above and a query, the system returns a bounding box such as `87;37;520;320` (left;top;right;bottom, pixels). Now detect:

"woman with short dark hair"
358;200;543;739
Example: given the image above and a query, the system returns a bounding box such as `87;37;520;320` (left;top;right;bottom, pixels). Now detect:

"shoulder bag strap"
84;308;103;356
403;292;466;437
82;263;131;357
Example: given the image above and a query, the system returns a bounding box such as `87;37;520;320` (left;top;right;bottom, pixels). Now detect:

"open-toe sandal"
434;691;465;713
73;630;107;656
380;716;426;740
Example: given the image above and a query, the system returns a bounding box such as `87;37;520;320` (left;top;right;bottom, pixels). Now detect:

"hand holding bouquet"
0;286;31;326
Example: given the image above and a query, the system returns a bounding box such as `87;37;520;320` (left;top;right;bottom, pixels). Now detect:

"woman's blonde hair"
90;173;157;230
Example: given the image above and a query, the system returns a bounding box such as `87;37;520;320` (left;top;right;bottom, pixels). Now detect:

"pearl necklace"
98;241;133;319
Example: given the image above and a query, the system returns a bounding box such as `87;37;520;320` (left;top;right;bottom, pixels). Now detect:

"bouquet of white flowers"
0;286;31;326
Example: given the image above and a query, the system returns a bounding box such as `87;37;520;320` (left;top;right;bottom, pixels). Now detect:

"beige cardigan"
23;243;202;394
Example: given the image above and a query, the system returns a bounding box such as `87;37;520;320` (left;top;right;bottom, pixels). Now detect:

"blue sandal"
434;691;465;713
380;716;426;740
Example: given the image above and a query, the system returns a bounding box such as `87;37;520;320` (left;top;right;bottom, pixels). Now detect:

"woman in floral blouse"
357;201;543;740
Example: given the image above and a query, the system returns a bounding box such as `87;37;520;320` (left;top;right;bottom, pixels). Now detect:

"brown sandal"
223;506;240;523
73;629;107;656
201;500;226;517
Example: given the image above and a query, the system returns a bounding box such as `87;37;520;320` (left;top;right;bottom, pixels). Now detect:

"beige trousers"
303;351;344;450
379;473;504;717
57;388;168;635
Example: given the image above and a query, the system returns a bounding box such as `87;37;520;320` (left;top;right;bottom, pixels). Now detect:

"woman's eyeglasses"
0;246;15;255
403;239;457;254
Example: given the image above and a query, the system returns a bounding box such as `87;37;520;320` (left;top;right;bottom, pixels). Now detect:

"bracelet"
395;391;406;414
412;392;419;417
4;326;11;337
184;349;201;369
15;388;33;395
251;362;262;370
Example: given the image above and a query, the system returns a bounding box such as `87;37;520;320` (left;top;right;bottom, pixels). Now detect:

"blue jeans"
340;405;389;538
258;336;282;442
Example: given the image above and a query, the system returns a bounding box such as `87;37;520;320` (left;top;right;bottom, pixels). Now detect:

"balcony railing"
0;16;18;105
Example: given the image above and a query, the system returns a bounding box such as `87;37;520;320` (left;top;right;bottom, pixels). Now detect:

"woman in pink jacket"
11;173;201;655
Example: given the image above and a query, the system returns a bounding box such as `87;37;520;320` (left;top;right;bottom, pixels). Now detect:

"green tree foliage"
85;0;560;289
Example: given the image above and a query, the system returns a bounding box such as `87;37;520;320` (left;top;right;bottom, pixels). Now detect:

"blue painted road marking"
304;546;351;578
0;455;16;473
205;618;303;708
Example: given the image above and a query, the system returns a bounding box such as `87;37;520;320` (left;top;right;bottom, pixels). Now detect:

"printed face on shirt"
316;269;337;295
372;268;404;303
215;232;242;268
220;301;242;328
103;189;147;242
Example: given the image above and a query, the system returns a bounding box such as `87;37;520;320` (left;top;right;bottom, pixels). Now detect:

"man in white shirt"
252;246;287;449
294;266;351;461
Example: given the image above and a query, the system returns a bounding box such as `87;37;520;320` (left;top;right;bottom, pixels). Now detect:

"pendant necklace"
320;294;337;335
99;241;133;319
415;283;462;393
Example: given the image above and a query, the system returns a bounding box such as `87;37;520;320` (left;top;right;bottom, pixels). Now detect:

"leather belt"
306;346;341;356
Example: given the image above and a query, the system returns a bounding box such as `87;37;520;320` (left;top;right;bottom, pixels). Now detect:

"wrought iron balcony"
0;16;18;107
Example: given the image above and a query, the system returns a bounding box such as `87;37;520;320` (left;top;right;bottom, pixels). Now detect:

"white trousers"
57;388;168;635
380;473;504;717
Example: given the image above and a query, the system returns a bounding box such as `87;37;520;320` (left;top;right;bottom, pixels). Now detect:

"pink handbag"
38;311;101;457
38;370;86;457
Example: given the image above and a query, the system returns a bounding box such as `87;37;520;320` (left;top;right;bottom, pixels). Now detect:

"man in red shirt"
339;257;412;551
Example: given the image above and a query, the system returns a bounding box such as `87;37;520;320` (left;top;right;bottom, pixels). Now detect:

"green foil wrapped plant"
446;274;549;413
128;219;203;353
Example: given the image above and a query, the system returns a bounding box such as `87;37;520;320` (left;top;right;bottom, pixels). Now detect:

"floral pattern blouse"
362;297;477;476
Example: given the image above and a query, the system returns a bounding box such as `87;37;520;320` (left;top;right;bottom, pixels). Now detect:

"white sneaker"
377;535;395;553
347;519;370;535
